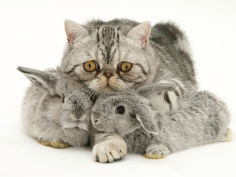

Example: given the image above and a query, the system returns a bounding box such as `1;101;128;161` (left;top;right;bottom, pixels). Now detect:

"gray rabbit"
18;66;128;161
18;66;94;148
91;84;231;161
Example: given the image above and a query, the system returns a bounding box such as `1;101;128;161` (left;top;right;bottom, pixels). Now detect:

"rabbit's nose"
93;119;100;124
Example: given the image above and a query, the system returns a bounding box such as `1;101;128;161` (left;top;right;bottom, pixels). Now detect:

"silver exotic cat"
60;19;198;162
61;19;197;112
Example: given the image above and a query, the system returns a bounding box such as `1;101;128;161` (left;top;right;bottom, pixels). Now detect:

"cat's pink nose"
103;70;113;78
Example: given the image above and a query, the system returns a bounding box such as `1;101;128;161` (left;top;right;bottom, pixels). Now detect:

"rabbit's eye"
115;106;125;114
61;94;65;103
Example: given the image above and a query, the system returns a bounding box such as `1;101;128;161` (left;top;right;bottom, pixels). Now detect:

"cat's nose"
103;70;113;78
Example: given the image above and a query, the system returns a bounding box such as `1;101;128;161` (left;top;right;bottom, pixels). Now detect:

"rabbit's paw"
225;129;232;142
93;135;127;163
143;144;169;159
38;140;70;148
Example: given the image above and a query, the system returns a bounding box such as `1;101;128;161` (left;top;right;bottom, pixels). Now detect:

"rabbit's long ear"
137;83;176;97
135;104;159;135
17;66;57;96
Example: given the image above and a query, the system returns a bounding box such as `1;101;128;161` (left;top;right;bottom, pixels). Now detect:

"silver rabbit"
18;66;94;148
19;66;128;161
91;84;231;160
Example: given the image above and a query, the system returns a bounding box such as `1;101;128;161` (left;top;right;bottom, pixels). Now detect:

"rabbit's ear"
137;83;176;97
135;105;159;135
17;66;57;96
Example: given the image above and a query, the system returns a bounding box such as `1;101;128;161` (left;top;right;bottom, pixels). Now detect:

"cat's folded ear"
127;22;151;47
17;66;57;96
64;19;89;46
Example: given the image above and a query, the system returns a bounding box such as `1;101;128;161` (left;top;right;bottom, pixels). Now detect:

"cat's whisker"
88;89;96;99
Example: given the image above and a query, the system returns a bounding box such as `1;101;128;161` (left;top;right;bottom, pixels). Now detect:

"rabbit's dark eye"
115;106;125;114
61;94;65;103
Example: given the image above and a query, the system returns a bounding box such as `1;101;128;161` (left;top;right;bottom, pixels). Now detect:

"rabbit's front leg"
143;144;170;159
37;140;70;148
93;133;127;163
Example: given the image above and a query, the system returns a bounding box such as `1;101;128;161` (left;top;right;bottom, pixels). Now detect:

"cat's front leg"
92;133;127;163
149;79;187;112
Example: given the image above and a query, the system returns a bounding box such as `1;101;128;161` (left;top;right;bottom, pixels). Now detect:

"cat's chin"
94;85;122;94
87;76;126;93
104;82;127;92
103;86;114;92
100;84;119;93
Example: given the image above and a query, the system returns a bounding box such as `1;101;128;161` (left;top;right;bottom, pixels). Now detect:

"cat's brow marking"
134;63;149;75
65;64;81;74
97;25;119;64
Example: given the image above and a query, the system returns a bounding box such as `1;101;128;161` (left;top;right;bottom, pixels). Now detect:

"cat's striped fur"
96;25;120;64
62;19;197;113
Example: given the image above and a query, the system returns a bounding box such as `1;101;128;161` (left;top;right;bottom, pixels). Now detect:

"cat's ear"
17;66;57;96
127;22;151;47
137;83;176;97
64;19;89;46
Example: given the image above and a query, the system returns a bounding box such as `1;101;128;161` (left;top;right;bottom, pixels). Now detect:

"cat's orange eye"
117;61;133;73
83;60;99;72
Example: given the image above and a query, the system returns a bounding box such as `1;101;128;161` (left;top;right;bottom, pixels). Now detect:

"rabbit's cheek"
78;122;89;131
93;122;115;133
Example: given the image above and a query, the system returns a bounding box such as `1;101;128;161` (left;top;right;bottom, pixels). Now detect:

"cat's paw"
92;135;127;163
143;144;170;159
37;140;71;148
159;79;186;98
157;79;187;111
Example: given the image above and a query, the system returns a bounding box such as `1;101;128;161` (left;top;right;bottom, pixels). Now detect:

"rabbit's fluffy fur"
19;66;128;161
19;67;93;147
91;89;230;158
18;66;230;161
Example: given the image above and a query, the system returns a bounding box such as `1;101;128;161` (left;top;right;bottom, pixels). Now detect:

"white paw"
144;144;170;159
92;135;127;163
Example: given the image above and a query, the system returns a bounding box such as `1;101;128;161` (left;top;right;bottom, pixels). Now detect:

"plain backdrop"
0;0;236;177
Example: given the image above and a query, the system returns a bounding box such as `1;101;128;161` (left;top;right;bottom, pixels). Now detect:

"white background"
0;0;236;177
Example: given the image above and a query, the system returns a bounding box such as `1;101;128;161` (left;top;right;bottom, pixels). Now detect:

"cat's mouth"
103;83;114;92
88;75;126;93
101;76;119;91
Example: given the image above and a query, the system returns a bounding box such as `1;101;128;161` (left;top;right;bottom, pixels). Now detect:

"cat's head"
61;19;159;94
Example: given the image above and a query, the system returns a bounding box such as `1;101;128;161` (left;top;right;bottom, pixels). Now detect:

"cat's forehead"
97;25;119;43
96;25;120;64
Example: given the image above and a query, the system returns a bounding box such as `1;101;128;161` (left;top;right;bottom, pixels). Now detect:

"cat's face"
61;20;158;93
